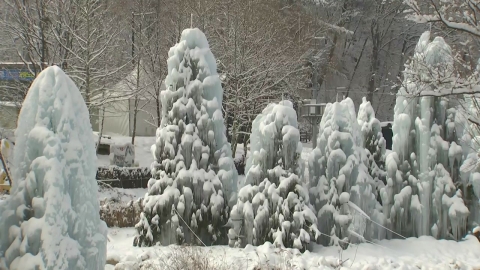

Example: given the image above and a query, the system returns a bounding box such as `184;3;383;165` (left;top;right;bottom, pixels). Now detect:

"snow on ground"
98;186;147;202
301;141;314;159
106;227;480;270
235;143;245;162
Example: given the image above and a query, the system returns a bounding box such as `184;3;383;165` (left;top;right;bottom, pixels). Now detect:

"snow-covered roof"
95;66;166;104
380;121;393;128
0;101;20;107
0;62;45;67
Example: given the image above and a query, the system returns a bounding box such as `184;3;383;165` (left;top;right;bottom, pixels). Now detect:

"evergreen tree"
309;98;381;246
357;97;387;199
134;28;237;247
382;32;469;240
0;66;107;269
228;101;319;251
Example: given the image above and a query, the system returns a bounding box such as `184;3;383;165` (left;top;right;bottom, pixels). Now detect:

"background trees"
0;0;427;145
404;0;480;137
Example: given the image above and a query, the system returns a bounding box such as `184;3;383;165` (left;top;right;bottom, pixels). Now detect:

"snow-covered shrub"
383;32;469;240
458;62;480;230
309;98;382;246
0;66;107;269
134;28;237;247
100;198;144;228
357;97;387;198
228;101;319;251
460;133;480;229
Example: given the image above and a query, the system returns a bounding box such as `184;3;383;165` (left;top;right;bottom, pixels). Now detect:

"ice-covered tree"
228;101;319;251
460;140;480;229
309;98;382;246
459;86;480;229
134;28;237;247
383;32;470;240
357;97;387;197
0;66;107;269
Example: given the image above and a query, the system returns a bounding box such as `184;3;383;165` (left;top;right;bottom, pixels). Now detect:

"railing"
300;131;310;142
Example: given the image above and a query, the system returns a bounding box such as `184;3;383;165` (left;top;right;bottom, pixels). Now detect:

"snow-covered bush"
228;101;319;251
382;32;469;240
100;197;143;228
458;61;480;230
134;28;237;247
309;98;382;246
459;116;480;229
357;97;387;198
0;66;107;269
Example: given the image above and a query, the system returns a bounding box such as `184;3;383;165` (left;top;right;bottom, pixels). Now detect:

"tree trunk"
96;92;107;153
346;38;369;97
131;97;139;145
368;20;380;105
367;49;378;104
132;60;142;145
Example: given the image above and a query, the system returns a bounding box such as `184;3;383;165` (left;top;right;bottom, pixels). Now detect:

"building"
95;66;165;136
0;62;38;129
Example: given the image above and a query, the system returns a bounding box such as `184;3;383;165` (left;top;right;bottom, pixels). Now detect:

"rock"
114;262;140;270
473;226;480;242
106;253;122;266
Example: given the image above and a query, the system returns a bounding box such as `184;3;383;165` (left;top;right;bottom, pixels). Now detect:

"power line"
348;202;408;240
174;208;207;247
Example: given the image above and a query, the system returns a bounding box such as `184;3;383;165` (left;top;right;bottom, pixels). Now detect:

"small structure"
0;62;40;129
0;62;37;100
94;132;115;155
0;102;19;129
109;143;136;167
299;99;326;147
0;62;36;83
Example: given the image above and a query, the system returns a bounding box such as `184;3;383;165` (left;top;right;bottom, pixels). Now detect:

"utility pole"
131;11;155;65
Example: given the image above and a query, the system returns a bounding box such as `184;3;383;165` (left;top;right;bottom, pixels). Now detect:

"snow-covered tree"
228;101;319;251
406;0;480;39
357;97;387;197
0;66;107;269
309;98;382;246
134;28;237;247
383;32;470;240
459;91;480;229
